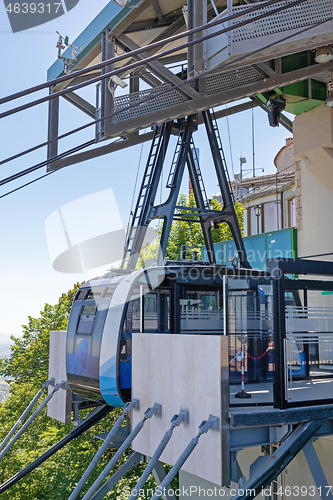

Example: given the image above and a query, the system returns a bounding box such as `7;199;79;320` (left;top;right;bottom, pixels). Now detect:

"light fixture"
254;205;261;217
208;198;214;211
110;75;128;89
326;80;333;107
254;205;261;234
315;46;333;64
240;157;247;165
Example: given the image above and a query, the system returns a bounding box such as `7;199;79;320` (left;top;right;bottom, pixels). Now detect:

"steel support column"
272;275;286;409
203;109;250;268
47;86;59;172
155;115;197;263
187;147;215;264
101;30;115;139
125;122;173;270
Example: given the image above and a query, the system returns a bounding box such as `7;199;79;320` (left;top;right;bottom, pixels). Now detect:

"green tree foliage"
138;193;244;265
0;285;162;499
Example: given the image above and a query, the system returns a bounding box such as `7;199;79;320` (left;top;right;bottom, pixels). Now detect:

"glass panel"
120;288;171;367
77;304;97;334
180;288;223;334
264;201;281;232
285;288;333;403
104;286;115;298
228;279;274;406
250;206;260;235
85;288;104;301
75;290;86;301
288;197;296;227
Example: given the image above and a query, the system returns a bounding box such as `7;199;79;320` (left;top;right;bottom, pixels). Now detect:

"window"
85;288;104;301
104;286;115;299
264;201;281;233
75;289;87;301
180;288;223;334
287;197;296;227
243;209;248;237
250;206;262;235
77;304;97;334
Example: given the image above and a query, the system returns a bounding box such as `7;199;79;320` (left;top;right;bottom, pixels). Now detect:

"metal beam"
90;452;142;500
47;87;59;172
187;147;215;264
303;441;333;500
230;419;328;500
117;34;198;100
48;101;258;171
101;31;115;138
152;0;164;22
152;461;175;500
51;132;154;171
203;109;250;269
106;60;333;138
252;62;275;78
267;258;333;277
153;116;197;264
62;92;96;119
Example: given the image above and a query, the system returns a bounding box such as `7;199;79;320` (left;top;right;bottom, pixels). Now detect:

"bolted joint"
124;399;140;414
144;403;162;419
43;378;55;389
171;409;190;427
199;415;220;434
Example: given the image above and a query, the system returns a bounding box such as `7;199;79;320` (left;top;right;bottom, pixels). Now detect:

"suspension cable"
0;14;326;174
0;0;303;107
0;0;312;119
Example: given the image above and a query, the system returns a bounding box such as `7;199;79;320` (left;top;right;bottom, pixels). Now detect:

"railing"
284;333;333;402
205;0;333;70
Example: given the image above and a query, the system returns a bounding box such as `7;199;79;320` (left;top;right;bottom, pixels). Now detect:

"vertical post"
223;275;228;336
273;274;287;409
193;0;207;92
173;284;181;334
240;161;243;198
140;285;145;334
227;0;232;58
187;0;194;77
303;287;310;378
221;335;230;486
101;30;115;138
252;108;256;177
129;72;139;137
47;86;59;171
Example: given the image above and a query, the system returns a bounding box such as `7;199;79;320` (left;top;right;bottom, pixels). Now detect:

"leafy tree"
138;193;244;265
0;284;166;499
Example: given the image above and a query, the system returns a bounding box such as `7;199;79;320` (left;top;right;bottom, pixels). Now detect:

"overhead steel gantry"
121;109;249;270
45;0;333;171
43;0;333;268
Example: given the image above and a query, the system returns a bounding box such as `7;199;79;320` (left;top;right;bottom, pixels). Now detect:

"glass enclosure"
284;286;333;404
227;278;275;406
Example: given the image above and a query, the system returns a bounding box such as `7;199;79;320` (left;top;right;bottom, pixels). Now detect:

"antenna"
55;32;83;74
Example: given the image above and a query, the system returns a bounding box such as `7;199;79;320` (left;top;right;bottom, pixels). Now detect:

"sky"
0;0;292;336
